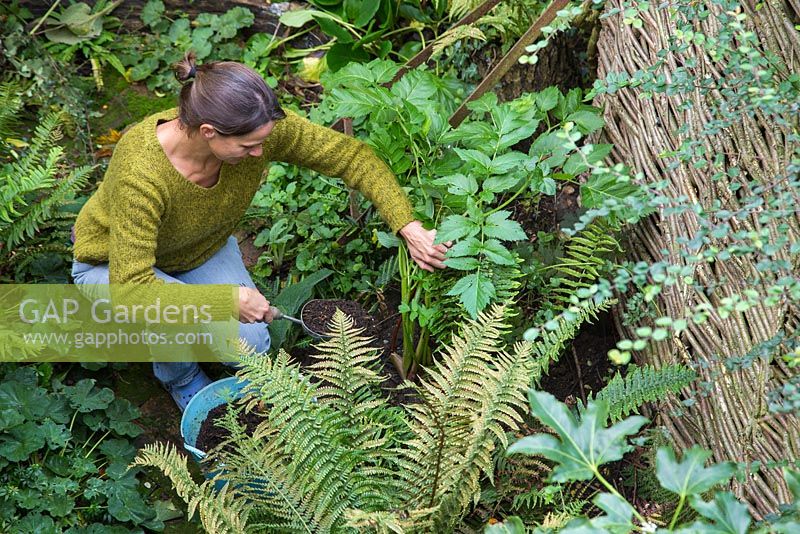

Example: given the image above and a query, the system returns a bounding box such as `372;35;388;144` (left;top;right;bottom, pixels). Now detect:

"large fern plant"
0;83;92;281
134;303;608;533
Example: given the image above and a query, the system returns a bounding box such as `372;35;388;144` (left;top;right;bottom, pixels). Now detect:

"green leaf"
349;0;381;27
447;272;496;317
326;42;371;72
561;493;636;533
376;230;401;248
535;87;561;112
391;70;438;108
656;446;735;498
483;211;527;241
61;379;114;412
580;174;642;209
0;421;46;461
483;173;521;194
444;257;480;270
105;398;142;437
507;390;648;482
141;0;165;28
454;147;493;172
488;152;528;174
673;492;752;534
315;16;354;43
484;516;525;533
280;8;332;27
436;215;480;243
480;239;516;265
784;469;800;501
566;110;605;134
168;18;191;43
433;173;479;196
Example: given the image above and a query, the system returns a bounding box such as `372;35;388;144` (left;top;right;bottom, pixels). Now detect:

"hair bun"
173;51;198;83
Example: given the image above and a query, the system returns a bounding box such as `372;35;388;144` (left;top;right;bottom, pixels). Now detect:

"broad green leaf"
324;58;399;87
560;493;635;533
436;214;479;243
391;70;438;108
484;516;525;533
280;8;334;27
483;173;521;194
141;0;165;27
656;446;735;498
350;0;381;27
483;211;527;241
433;173;478;196
447;272;496;317
61;379;114;412
785;469;800;501
507;390;648;482
454;147;493;172
488;152;528;174
672;492;751;534
535;87;561;112
326;42;370;72
447;237;482;257
566;109;605;134
376;230;401;248
315;16;354;43
580;173;642;208
105;398;142;437
480;239;516;265
0;421;46;461
168;18;191;43
444;257;480;270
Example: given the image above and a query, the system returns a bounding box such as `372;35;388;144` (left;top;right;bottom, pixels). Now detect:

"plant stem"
669;495;686;530
30;0;61;35
593;468;648;526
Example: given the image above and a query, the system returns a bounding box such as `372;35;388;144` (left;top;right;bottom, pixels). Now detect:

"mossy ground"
91;69;176;135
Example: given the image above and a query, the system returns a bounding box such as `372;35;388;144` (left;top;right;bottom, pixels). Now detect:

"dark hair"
173;52;286;136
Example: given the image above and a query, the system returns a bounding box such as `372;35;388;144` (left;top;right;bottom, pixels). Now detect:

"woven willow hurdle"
593;0;800;516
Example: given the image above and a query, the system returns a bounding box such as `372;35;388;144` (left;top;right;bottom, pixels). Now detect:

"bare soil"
195;402;265;453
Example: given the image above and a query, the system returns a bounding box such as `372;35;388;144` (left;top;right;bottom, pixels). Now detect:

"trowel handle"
269;306;303;325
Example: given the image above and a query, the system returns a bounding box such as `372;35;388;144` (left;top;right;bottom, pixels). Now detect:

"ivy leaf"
507;390;648;482
672;492;752;534
61;379;114;413
566;110;605;134
436;215;480;243
483;211;527;241
656;446;735;498
447;272;496;317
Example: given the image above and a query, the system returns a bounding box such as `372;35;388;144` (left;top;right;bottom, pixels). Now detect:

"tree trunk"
593;0;800;518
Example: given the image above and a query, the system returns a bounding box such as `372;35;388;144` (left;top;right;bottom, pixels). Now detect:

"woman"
72;53;449;410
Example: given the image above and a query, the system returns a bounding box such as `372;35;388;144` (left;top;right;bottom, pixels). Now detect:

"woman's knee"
239;323;271;354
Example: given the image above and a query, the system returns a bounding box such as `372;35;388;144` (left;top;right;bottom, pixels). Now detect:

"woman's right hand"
238;286;276;323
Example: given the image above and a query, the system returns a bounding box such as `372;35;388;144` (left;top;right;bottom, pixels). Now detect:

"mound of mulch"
301;299;376;337
195;403;264;453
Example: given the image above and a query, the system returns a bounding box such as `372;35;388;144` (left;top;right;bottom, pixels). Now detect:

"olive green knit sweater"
73;108;414;284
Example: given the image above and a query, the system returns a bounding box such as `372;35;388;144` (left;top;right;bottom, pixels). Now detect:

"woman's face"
202;121;276;165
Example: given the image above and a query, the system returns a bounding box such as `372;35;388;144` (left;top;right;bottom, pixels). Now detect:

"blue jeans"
71;236;270;389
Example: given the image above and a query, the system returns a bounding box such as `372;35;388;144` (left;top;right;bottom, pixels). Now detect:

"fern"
544;222;622;312
587;364;697;422
0;85;92;280
132;442;251;534
136;305;595;533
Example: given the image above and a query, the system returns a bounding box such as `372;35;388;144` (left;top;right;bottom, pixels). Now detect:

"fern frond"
0;84;24;145
546;222;622;312
588;364;697;421
432;24;487;59
132;442;251;533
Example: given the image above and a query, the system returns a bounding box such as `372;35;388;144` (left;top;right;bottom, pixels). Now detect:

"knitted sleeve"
107;172;167;285
264;111;415;233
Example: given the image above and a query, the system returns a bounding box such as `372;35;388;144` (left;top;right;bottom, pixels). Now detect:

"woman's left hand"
399;220;451;272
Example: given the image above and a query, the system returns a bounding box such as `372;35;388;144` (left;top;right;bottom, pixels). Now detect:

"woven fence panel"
593;0;800;516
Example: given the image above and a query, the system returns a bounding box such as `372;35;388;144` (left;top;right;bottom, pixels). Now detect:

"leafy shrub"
501;390;800;532
0;365;165;531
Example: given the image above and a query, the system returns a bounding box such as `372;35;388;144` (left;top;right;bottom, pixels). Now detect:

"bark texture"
594;0;799;517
